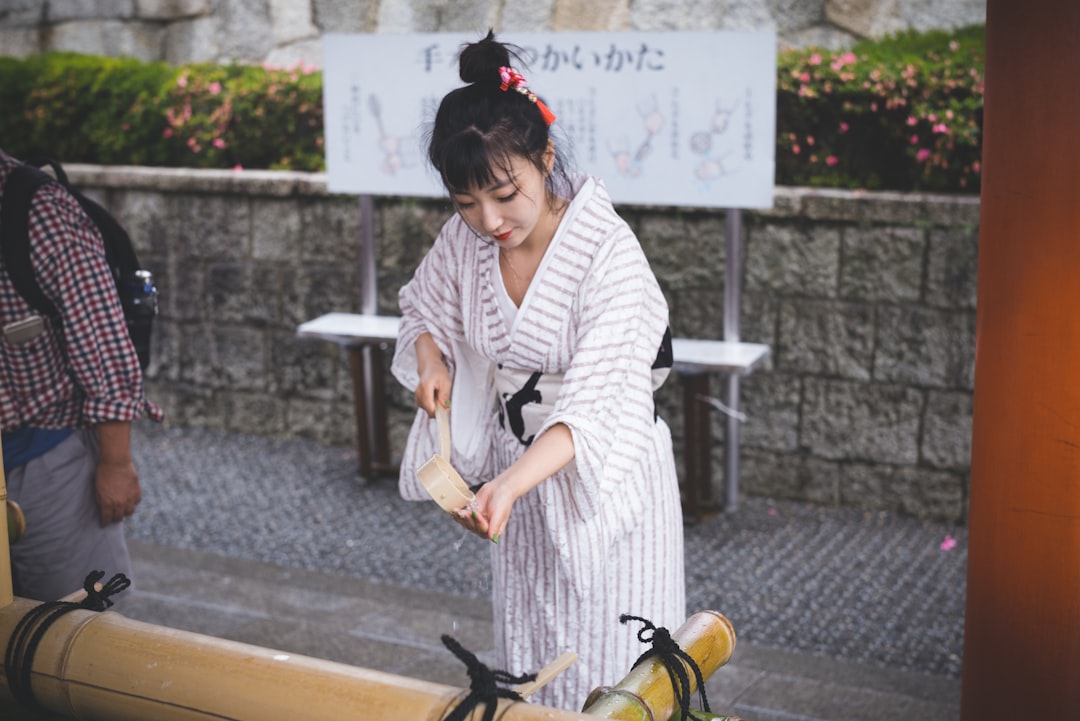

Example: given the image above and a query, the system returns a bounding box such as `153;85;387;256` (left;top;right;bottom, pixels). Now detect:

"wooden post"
961;1;1080;717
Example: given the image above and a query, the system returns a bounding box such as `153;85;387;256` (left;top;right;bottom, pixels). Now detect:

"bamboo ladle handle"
513;651;579;699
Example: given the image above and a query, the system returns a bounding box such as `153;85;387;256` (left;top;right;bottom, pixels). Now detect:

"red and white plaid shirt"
0;150;163;432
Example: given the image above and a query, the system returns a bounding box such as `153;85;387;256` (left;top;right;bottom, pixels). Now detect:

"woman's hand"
414;332;452;415
452;476;520;543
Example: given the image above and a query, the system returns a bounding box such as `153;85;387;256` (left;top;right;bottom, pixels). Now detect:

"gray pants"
7;428;133;602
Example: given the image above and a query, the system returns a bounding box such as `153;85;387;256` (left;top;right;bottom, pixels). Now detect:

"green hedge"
0;25;984;192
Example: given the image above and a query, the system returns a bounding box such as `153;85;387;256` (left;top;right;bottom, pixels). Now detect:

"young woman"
391;31;685;710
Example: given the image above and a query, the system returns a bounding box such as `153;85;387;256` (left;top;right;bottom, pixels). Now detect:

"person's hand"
416;358;452;416
414;333;452;416
94;457;141;527
451;475;520;543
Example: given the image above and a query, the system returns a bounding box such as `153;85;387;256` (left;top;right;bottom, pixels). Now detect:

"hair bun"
458;29;513;85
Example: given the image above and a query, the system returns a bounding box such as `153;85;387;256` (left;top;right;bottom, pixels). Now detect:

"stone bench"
297;312;770;516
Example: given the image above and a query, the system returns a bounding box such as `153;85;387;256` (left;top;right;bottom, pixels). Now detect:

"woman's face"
451;151;556;250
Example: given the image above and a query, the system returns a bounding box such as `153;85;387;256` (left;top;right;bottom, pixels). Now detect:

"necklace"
500;247;530;293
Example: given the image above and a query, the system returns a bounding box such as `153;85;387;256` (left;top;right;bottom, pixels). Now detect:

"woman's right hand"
414;333;452;416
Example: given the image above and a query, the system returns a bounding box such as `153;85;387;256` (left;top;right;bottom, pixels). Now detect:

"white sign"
323;31;776;208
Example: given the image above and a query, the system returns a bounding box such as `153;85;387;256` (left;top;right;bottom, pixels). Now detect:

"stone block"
264;38;323;70
636;211;726;291
741;450;840;505
268;0;317;44
801;378;922;464
0;0;45;26
163;16;218;64
926;227;978;310
280;263;362;327
778;299;874;379
825;0;906;39
374;0;499;33
135;0;212;20
746;221;840;297
296;198;362;263
376;199;450;273
741;289;779;347
839;462;966;522
900;0;985;33
272;328;344;399
46;19;165;61
0;29;41;57
216;0;274;63
148;381;227;430
207;262;280;327
311;0;378;33
287;397;356;447
670;287;727;339
874;305;975;389
224;392;289;436
921;391;972;470
167;260;206;321
629;0;730;31
252;198;303;261
553;0;629;30
175;194;252;260
48;0;134;22
179;324;269;392
741;371;802;452
501;0;556;31
840;225;924;302
145;317;182;382
110;189;176;259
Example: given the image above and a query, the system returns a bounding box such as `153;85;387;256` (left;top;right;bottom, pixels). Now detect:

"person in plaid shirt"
0;149;163;601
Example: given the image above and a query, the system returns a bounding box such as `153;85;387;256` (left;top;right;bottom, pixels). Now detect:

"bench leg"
681;372;713;519
348;347;374;478
347;344;397;479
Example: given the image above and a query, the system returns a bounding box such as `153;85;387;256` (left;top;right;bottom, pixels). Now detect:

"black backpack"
0;158;158;369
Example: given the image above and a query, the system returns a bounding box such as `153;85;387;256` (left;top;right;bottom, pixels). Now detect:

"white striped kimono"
391;177;685;711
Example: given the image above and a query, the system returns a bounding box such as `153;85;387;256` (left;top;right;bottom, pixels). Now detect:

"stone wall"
0;0;986;66
65;164;978;523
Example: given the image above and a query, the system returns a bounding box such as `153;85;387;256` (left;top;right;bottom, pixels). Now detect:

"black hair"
427;30;571;206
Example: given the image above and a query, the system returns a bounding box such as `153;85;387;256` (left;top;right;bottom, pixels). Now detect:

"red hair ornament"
498;66;557;126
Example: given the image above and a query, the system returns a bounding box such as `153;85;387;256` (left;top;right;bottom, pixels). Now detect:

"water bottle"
121;269;159;370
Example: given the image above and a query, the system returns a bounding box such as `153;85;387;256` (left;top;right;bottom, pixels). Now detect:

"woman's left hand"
452;477;518;543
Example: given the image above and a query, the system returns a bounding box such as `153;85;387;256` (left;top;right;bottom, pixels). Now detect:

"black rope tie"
440;634;536;721
4;571;131;712
619;614;711;721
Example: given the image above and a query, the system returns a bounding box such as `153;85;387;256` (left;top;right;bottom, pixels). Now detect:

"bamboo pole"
582;611;737;721
1;599;735;721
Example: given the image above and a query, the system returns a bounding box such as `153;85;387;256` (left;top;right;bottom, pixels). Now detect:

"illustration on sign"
323;31;776;209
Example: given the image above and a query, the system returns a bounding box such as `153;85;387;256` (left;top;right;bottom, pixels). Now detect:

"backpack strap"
1;163;60;320
25;157;142;281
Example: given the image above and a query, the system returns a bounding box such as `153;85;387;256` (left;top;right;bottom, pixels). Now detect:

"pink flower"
916;148;931;161
792;144;801;155
162;128;173;138
209;82;222;95
933;123;949;134
907;115;918;126
839;122;849;133
212;138;226;149
910;134;920;144
233;164;244;172
940;535;957;551
809;53;822;66
177;74;188;88
972;161;981;173
826;155;838;166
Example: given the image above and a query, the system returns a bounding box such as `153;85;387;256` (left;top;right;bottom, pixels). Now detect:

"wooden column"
961;1;1080;717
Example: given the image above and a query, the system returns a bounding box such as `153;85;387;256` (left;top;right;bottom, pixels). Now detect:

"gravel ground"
127;420;966;679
